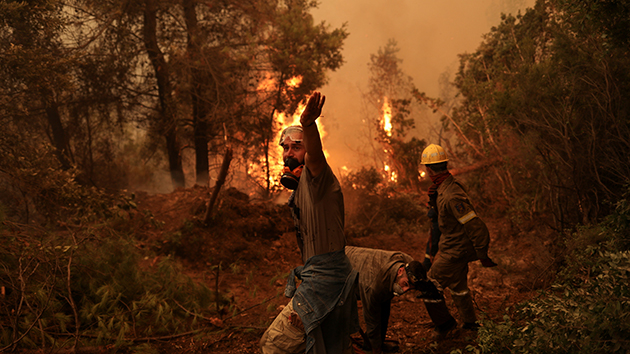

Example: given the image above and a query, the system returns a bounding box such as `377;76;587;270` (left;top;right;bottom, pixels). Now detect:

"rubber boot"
423;298;454;328
451;291;477;324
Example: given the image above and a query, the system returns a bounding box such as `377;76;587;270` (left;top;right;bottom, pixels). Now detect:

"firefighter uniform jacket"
436;175;490;262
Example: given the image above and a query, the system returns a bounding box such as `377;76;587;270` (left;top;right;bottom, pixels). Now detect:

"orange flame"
286;76;303;88
381;98;396;182
257;75;303;92
249;75;328;190
256;102;329;188
382;97;392;137
257;76;275;92
384;164;397;182
275;102;328;161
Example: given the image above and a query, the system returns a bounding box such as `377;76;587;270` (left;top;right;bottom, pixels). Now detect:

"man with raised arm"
260;92;359;354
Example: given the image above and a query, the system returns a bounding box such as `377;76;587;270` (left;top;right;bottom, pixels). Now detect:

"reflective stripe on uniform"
449;289;469;296
457;211;476;224
422;298;444;303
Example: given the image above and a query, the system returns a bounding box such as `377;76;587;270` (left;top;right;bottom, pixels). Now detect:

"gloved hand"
417;290;444;301
415;280;443;301
480;257;498;267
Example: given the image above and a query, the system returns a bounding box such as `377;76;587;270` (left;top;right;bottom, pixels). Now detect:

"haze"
310;0;534;174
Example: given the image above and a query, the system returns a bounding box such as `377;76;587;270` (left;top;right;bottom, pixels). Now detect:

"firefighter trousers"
425;256;477;325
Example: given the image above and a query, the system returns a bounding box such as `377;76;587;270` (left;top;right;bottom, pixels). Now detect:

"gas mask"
280;157;304;190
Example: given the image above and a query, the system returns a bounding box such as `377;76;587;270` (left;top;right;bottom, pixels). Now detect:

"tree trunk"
184;0;211;186
44;102;72;170
194;119;210;185
143;0;185;188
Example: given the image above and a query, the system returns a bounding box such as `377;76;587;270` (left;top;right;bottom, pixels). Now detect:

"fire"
257;75;276;92
249;74;329;190
275;101;328;160
261;101;329;188
384;165;397;182
382;97;392;137
390;171;397;182
257;80;272;92
286;76;303;88
381;97;396;182
257;75;303;92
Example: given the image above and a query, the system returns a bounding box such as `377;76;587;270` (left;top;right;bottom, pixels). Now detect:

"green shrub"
478;189;630;353
479;249;630;354
0;230;226;351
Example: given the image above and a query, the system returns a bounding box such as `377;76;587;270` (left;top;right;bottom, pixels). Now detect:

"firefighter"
420;144;498;338
423;199;441;271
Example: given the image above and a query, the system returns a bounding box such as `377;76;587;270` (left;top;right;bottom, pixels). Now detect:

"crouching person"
345;246;437;354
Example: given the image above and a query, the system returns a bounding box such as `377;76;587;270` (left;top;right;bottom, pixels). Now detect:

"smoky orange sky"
309;0;534;175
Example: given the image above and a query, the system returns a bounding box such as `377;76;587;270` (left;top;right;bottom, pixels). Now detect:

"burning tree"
366;39;426;191
242;0;347;197
0;0;347;194
247;76;331;196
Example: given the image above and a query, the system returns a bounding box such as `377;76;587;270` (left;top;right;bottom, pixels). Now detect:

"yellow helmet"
421;144;448;164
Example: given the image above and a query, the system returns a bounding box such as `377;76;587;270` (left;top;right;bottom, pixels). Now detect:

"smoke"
311;0;535;174
132;0;535;195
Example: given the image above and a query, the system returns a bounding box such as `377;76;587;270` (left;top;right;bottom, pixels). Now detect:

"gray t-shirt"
291;162;346;263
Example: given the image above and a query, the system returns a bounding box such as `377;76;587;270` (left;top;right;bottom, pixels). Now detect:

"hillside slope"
131;185;555;354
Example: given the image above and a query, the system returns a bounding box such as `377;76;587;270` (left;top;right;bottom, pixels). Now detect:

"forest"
1;0;629;353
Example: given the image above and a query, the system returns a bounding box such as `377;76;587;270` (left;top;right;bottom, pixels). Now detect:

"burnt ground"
128;185;557;354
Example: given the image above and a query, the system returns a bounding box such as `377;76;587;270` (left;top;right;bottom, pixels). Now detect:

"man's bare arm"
300;92;326;177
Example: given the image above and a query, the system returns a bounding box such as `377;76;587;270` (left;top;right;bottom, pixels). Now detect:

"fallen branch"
173;299;223;327
203;147;233;225
224;292;283;322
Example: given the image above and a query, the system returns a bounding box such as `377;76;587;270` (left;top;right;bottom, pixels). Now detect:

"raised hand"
300;92;326;127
